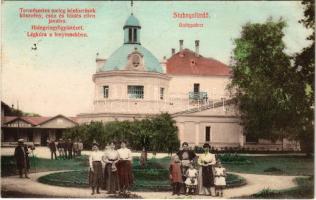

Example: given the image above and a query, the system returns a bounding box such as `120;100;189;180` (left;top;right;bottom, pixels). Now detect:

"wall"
168;75;231;100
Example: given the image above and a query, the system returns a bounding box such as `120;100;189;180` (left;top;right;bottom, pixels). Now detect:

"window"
128;28;132;42
160;88;164;100
205;126;211;142
103;86;109;98
133;28;137;42
194;83;200;93
128;85;144;99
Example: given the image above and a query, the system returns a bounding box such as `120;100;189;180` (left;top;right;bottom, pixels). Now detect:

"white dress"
185;168;198;186
214;167;226;186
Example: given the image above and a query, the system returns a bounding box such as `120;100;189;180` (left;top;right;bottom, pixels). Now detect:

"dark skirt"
117;160;133;189
202;165;214;187
89;161;103;187
104;163;119;193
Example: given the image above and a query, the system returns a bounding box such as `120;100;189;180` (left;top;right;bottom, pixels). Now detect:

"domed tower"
92;13;171;117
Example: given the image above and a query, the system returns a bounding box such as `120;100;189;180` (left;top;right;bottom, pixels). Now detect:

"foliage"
64;113;179;152
263;167;283;173
229;15;314;154
229;18;292;141
292;0;315;154
218;153;251;164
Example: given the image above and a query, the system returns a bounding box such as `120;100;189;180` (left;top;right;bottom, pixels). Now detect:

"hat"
18;139;24;143
92;139;99;146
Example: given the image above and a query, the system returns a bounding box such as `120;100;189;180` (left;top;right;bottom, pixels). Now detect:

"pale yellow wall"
168;75;231;100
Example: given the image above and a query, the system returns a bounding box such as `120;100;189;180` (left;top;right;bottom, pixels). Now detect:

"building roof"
100;44;163;73
2;115;78;126
166;49;231;76
124;14;141;28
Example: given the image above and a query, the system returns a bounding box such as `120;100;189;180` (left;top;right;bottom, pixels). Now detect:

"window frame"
103;85;109;98
160;87;164;100
205;126;211;142
127;85;144;99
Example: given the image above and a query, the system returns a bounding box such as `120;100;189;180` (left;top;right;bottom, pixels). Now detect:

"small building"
1;114;78;146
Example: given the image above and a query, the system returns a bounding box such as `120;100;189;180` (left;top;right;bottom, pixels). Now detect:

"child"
214;161;226;197
184;163;198;195
169;155;182;195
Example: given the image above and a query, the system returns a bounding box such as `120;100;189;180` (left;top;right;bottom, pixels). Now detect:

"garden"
37;156;246;191
2;148;314;198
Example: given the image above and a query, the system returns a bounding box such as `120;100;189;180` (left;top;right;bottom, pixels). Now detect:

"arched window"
133;28;137;42
129;28;132;42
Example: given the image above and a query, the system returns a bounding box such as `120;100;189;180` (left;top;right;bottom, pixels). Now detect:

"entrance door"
56;129;63;141
41;131;49;146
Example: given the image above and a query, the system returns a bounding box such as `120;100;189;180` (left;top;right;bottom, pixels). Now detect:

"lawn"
237;176;314;199
1;155;87;177
223;156;314;176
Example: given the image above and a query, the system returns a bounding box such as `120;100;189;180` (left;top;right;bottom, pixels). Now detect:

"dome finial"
131;0;133;15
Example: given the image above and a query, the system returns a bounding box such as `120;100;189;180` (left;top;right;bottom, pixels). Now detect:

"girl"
169;155;182;196
184;163;198;195
214;161;226;197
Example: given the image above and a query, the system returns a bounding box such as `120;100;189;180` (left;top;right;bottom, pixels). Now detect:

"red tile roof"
166;49;231;76
2;115;78;126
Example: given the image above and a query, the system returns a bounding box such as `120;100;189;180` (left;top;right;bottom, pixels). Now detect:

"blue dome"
124;14;140;27
100;44;163;73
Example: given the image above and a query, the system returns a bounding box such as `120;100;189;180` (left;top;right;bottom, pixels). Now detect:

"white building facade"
77;13;299;151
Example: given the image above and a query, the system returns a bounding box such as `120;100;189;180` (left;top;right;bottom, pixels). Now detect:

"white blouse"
105;150;120;162
117;148;132;160
198;153;216;166
89;151;103;168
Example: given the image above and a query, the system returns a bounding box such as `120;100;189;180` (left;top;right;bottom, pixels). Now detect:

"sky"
1;1;312;116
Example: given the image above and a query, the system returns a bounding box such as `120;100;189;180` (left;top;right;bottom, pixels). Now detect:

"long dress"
197;152;216;194
117;148;133;189
169;162;183;183
88;151;103;187
104;150;120;193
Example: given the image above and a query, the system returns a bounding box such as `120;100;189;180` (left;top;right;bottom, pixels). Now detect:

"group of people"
48;139;83;160
88;141;133;195
14;138;226;197
170;142;226;197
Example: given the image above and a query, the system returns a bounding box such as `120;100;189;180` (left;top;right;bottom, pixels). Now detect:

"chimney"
195;40;200;56
171;48;175;56
179;40;183;51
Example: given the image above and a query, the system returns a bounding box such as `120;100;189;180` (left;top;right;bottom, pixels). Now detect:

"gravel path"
1;170;301;198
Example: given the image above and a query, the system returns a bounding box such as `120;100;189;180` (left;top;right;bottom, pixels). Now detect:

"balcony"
188;91;208;101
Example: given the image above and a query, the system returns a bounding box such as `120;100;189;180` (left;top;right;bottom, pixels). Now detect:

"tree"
229;11;314;154
64;113;180;152
292;0;315;154
229;19;293;140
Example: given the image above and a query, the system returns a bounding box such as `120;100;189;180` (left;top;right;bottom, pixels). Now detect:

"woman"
197;143;216;196
88;142;103;195
117;141;133;193
103;142;120;194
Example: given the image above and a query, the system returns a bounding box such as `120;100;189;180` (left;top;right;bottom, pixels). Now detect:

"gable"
38;116;77;128
5;119;33;127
